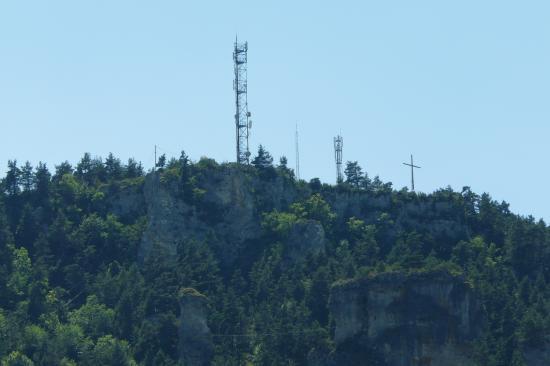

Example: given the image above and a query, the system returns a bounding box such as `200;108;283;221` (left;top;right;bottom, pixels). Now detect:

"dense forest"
0;147;549;366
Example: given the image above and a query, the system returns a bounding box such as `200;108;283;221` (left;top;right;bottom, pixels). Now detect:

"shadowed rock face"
179;289;213;366
285;219;326;262
524;344;550;366
329;271;484;366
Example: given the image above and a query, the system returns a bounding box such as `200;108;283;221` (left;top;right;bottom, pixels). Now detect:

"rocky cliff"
102;165;544;365
107;166;471;271
137;165;303;267
329;270;484;366
178;288;213;366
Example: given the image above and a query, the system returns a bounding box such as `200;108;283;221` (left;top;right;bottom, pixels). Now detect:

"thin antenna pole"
403;154;421;191
295;123;300;180
154;145;157;172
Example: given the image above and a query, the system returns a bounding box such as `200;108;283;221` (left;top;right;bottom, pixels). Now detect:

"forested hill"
0;148;549;366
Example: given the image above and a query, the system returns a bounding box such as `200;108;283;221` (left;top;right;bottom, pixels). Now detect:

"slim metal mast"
295;123;300;180
403;154;421;191
334;135;343;183
233;37;251;164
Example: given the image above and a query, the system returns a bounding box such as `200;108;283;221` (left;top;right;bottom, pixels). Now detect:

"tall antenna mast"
233;36;251;164
295;123;300;180
154;145;157;172
403;154;421;191
334;135;344;183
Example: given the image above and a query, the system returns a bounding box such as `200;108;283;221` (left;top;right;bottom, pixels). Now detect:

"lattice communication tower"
233;38;251;164
334;135;344;183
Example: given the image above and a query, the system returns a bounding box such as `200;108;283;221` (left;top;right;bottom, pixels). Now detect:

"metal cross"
403;154;421;191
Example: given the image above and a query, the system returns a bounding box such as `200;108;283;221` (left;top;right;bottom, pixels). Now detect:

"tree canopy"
0;152;548;365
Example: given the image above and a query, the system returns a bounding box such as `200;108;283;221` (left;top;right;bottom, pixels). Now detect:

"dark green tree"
33;162;51;206
156;154;166;169
252;145;273;168
53;161;73;183
105;153;123;180
344;161;364;188
20;162;34;192
4;160;21;196
125;158;143;179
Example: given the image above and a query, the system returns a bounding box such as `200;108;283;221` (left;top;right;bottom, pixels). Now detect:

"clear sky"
1;1;549;221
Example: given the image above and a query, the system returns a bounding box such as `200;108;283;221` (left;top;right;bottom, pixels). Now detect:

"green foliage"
262;211;300;237
1;351;34;366
83;335;135;366
251;145;273;169
7;247;32;297
290;194;336;228
344;161;367;188
68;296;115;340
0;154;549;365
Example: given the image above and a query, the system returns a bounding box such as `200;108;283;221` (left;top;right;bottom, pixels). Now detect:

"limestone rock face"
285;220;326;262
138;167;302;267
139;173;190;261
179;289;213;366
103;179;146;220
325;192;469;252
329;271;484;366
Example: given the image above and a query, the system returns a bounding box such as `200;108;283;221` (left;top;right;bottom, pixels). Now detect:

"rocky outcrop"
139;173;191;261
329;270;484;366
285;220;326;262
178;288;213;366
325;191;469;252
138;166;303;267
103;178;146;220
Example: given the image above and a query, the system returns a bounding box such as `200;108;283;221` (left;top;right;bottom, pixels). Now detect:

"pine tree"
252;145;273;168
33;162;51;205
105;153;123;180
4;160;21;196
125;158;143;178
156;154;166;169
20;162;34;192
344;161;364;188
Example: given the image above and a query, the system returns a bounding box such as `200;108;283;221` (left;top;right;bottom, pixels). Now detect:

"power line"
211;328;324;339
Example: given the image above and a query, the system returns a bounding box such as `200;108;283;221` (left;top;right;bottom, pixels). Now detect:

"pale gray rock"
329;270;484;366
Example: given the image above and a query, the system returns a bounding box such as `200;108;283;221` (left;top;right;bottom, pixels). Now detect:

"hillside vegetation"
0;148;549;365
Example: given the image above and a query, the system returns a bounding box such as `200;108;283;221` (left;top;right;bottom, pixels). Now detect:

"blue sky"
0;1;549;220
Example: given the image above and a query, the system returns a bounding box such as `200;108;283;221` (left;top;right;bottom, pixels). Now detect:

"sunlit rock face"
138;166;302;267
329;270;484;366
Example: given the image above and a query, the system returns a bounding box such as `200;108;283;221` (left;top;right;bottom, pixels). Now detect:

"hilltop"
0;148;549;365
